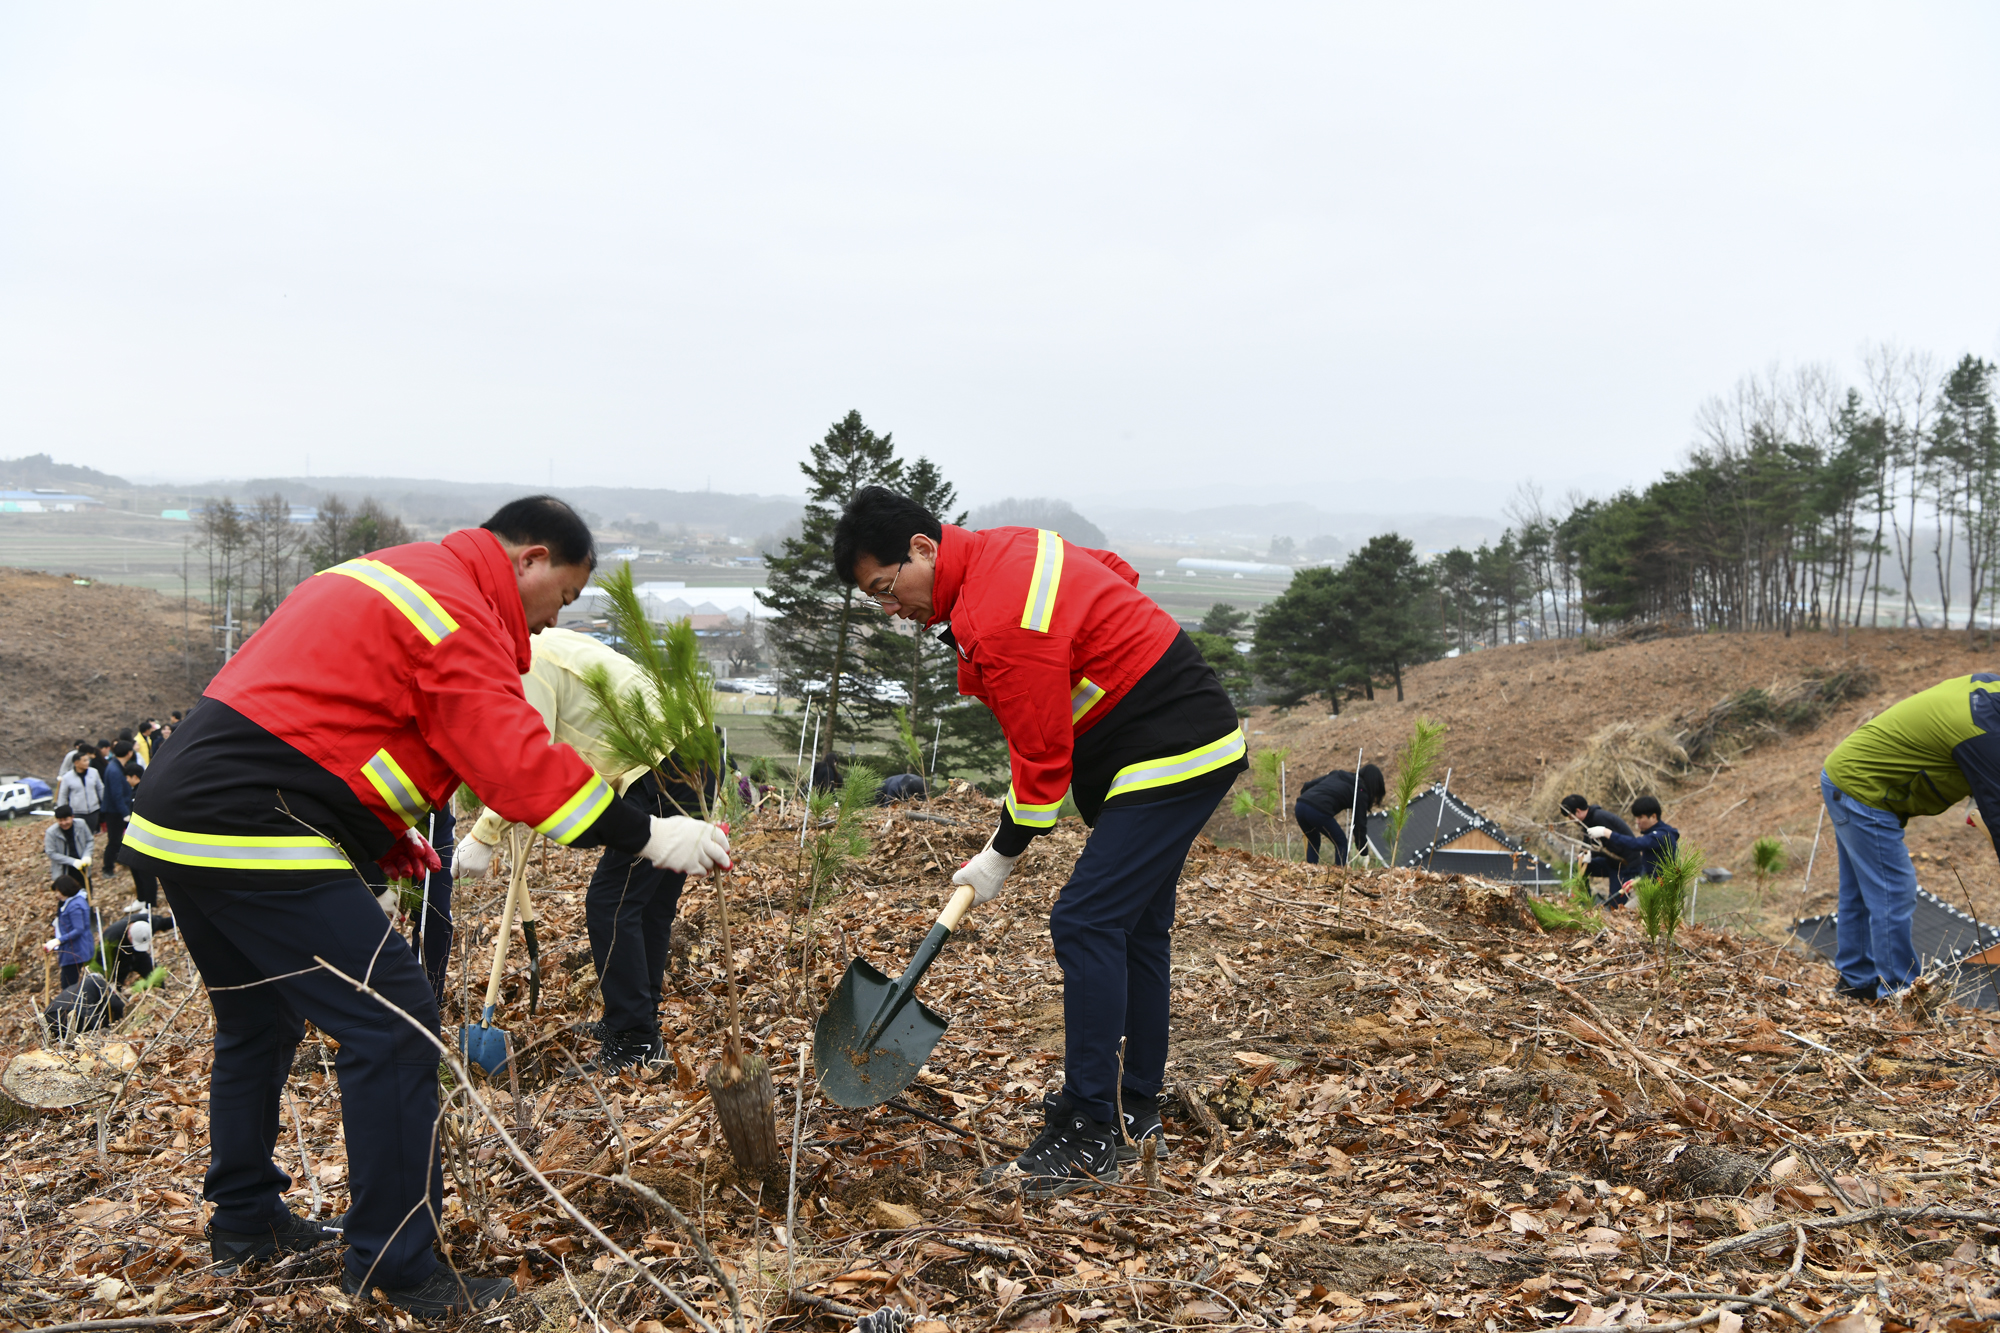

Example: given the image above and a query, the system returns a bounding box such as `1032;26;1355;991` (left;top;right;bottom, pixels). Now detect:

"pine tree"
757;411;904;765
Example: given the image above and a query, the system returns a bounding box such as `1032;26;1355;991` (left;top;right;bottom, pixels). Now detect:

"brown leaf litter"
0;782;1997;1331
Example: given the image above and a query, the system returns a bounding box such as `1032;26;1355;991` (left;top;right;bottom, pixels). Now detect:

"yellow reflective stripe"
126;814;351;872
1106;727;1248;800
362;748;430;827
1004;783;1064;828
1020;530;1064;633
536;774;616;845
1070;676;1106;725
320;558;460;645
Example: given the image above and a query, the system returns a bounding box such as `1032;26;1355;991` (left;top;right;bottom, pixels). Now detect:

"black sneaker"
979;1091;1119;1198
1117;1089;1166;1163
207;1208;340;1272
341;1263;514;1317
1835;978;1879;1003
582;1019;610;1043
583;1029;660;1075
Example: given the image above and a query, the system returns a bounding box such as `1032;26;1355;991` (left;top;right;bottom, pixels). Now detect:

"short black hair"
112;740;133;758
1559;794;1589;816
481;495;597;569
832;486;943;585
53;804;72;818
1358;763;1385;805
52;871;83;896
1631;795;1663;818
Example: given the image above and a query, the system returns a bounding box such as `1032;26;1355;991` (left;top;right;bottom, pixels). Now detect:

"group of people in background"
1560;792;1681;907
39;713;185;1034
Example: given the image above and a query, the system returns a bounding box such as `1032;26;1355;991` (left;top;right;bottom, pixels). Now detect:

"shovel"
459;829;528;1076
814;883;975;1108
519;858;542;1016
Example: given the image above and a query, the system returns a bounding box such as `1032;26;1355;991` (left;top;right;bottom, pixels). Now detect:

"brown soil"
1218;627;2000;930
0;567;212;776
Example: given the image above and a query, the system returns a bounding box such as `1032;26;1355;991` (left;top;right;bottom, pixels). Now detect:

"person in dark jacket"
1561;793;1637;906
1593;796;1680;884
46;971;124;1037
1293;764;1384;865
100;909;175;982
874;772;929;805
100;741;135;878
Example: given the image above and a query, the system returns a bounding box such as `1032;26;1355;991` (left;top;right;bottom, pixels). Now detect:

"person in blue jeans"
1820;673;2000;1002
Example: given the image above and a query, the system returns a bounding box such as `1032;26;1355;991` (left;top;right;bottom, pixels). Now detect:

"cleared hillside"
0;568;211;776
1221;628;2000;931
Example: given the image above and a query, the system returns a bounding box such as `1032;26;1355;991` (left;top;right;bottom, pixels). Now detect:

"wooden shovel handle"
483;828;527;1014
937;883;977;932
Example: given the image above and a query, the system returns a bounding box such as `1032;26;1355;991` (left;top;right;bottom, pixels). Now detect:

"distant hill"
213;475;807;541
0;453;128;490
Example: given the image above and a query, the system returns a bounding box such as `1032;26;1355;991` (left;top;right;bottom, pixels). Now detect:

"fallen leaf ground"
1;784;1997;1332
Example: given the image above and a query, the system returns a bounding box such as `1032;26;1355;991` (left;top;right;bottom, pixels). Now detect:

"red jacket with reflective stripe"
205;528;615;844
927;524;1180;825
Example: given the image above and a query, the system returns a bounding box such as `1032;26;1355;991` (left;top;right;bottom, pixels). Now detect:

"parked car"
797;676;911;705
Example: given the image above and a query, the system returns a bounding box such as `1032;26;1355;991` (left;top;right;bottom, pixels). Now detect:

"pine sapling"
583;564;779;1176
1750;836;1787;899
1636;838;1705;974
1386;718;1447;863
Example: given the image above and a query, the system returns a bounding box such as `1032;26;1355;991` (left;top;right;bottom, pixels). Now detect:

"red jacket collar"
926;524;975;628
444;528;533;672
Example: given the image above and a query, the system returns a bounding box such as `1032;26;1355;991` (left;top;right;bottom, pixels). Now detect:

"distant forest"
1436;347;1999;643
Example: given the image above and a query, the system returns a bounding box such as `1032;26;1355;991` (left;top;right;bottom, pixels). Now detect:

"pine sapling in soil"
1385;717;1446;863
584;565;781;1176
1636;838;1705;978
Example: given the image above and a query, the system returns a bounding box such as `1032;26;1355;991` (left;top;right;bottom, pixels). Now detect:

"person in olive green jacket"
1820;673;2000;1001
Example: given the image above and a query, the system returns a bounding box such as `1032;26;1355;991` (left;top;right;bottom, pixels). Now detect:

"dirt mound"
1227;628;2000;931
0;567;211;777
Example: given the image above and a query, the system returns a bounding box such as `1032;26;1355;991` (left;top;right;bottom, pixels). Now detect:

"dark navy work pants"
587;772;686;1036
1293;800;1349;865
163;873;444;1290
1051;781;1228;1127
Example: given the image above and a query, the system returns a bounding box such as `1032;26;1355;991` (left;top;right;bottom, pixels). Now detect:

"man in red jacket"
834;486;1246;1196
132;497;729;1315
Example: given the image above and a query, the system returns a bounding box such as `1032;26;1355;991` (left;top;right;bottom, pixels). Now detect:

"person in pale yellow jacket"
456;627;713;1073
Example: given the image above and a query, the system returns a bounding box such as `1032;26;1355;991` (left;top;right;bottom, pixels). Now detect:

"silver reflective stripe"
125;816;350;871
1106;728;1248;799
363;751;428;824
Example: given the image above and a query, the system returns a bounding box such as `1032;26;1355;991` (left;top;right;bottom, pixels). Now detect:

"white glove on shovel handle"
1587;825;1612;840
642;815;731;874
952;842;1021;905
453;835;497;880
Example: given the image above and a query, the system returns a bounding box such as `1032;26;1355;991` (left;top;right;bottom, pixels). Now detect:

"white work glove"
1587;826;1612;840
641;816;731;874
452;834;496;880
43;938;59;953
59;855;84;868
952;842;1022;905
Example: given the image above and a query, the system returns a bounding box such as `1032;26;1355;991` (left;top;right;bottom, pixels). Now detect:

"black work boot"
1117;1088;1166;1163
979;1090;1120;1198
1834;978;1879;1003
207;1208;341;1273
341;1262;514;1317
583;1029;660;1076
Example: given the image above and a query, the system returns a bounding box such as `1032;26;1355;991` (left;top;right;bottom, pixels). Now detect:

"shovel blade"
812;956;949;1108
458;1019;510;1077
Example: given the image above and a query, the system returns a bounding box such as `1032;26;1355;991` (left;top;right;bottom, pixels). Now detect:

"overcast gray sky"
3;4;1997;517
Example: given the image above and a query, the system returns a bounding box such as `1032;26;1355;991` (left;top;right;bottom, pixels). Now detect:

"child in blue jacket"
44;870;93;990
